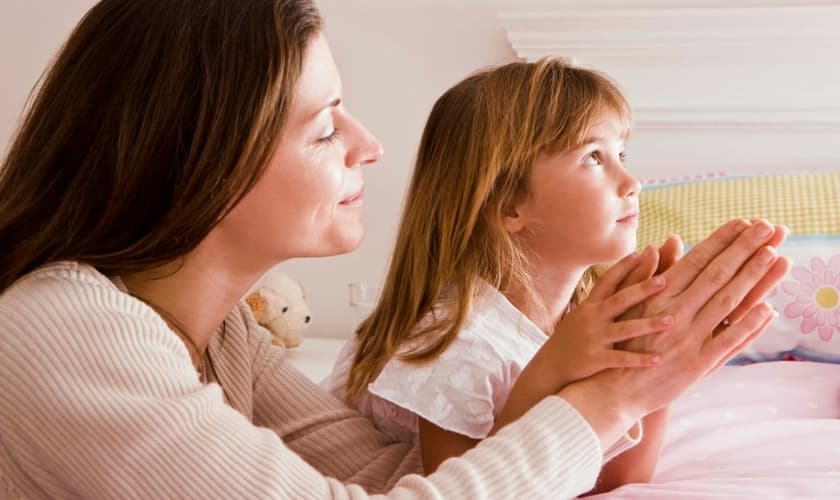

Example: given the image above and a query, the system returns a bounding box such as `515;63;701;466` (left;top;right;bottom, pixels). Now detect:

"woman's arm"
247;311;606;497
0;271;607;500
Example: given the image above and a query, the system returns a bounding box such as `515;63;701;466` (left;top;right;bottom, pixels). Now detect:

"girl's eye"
318;128;341;145
583;152;601;166
619;151;627;163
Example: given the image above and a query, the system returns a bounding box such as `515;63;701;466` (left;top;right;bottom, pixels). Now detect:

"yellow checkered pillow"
637;171;840;364
637;171;840;249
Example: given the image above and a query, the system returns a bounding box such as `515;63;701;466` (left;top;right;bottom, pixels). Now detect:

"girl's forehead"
579;112;631;141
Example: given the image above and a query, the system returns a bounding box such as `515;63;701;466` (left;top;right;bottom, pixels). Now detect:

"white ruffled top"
323;282;548;442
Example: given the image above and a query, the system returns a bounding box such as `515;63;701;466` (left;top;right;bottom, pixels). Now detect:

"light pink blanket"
588;361;840;499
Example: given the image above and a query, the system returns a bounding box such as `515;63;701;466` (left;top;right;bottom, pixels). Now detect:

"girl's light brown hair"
345;58;630;403
0;0;321;291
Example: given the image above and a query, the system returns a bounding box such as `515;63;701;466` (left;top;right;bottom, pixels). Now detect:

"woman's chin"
326;227;366;256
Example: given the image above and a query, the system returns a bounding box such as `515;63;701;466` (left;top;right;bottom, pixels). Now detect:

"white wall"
0;0;97;150
2;0;839;340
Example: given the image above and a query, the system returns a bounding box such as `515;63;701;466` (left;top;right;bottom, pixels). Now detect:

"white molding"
633;107;840;130
499;6;840;63
498;5;840;130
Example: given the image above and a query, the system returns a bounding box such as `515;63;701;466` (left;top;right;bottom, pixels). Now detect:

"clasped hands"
548;218;790;412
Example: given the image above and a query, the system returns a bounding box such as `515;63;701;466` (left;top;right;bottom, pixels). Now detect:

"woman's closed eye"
317;127;341;145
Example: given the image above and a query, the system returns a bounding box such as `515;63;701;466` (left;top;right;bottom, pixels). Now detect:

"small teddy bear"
245;269;311;349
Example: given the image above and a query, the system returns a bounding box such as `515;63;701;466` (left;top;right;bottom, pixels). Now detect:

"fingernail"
754;222;773;239
758;246;776;264
627;251;640;262
760;304;774;319
650;355;662;365
652;276;666;287
733;218;750;232
660;315;674;326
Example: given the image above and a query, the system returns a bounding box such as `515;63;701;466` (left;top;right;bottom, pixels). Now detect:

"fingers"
693;245;781;332
588;251;642;301
673;220;777;318
659;218;752;296
728;256;791;323
702;302;775;369
616;245;659;292
656;234;683;275
708;305;777;374
601;275;667;318
750;219;788;249
608;314;674;344
600;349;662;370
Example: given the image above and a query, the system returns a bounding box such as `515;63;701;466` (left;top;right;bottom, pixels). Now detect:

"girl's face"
213;34;382;268
506;113;641;270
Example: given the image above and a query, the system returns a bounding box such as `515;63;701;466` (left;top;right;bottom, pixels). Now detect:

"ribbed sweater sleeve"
0;262;605;499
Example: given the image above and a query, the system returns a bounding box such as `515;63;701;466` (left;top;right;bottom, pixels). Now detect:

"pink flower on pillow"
781;255;840;341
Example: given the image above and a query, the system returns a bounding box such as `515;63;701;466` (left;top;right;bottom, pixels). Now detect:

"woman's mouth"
340;186;364;206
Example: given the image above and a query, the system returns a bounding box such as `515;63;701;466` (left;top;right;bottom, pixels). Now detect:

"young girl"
323;58;682;492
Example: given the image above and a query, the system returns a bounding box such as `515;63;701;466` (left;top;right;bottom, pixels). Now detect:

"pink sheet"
587;361;840;499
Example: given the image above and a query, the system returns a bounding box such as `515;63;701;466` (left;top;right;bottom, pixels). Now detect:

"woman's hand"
558;218;791;448
619;220;787;324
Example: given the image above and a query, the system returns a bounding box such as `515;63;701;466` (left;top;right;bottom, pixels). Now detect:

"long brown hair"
345;58;630;402
0;0;321;292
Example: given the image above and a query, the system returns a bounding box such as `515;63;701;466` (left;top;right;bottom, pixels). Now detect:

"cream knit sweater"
0;262;621;499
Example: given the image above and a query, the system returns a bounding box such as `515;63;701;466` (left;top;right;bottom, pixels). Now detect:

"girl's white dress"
322;282;547;442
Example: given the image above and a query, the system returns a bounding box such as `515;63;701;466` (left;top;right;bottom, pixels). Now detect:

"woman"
0;0;787;498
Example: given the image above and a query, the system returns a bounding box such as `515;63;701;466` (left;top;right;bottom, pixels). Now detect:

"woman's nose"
345;116;383;168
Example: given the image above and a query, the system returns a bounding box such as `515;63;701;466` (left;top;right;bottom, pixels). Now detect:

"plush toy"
245;269;311;348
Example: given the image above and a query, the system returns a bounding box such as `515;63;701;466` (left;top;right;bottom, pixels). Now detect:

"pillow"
636;171;840;364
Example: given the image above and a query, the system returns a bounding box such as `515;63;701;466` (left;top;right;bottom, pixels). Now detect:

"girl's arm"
418;418;480;473
587;406;671;494
418;253;672;473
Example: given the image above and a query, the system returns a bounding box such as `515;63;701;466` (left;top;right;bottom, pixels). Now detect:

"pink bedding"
588;361;840;499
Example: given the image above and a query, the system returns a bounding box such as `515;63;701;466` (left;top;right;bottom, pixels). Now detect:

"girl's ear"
502;204;527;234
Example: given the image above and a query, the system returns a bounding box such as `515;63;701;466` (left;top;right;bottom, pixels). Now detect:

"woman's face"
213;34;382;268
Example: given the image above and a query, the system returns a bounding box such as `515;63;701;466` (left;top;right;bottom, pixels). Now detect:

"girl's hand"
546;251;674;389
614;235;684;323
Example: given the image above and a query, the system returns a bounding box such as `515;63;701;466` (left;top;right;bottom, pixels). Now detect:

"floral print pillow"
738;238;840;363
636;171;840;364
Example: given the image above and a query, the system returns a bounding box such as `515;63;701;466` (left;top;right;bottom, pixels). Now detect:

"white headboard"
498;4;840;180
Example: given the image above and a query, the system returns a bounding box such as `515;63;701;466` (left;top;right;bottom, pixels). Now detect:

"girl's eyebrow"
577;133;628;147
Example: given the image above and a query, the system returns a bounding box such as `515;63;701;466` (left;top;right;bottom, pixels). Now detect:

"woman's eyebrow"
320;97;342;114
305;98;342;123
